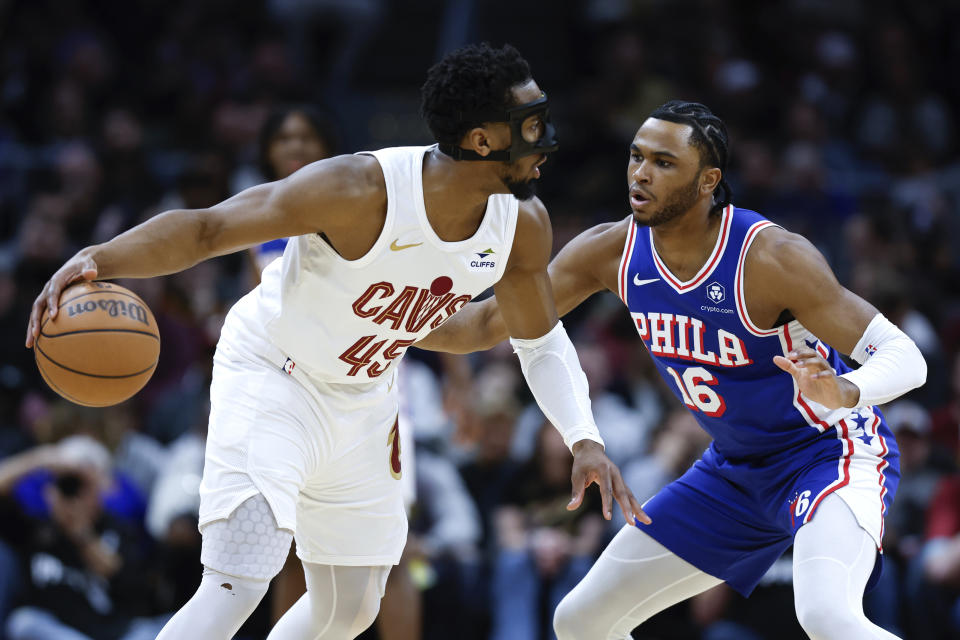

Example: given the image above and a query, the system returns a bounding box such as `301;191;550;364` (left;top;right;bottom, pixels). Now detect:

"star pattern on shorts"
851;413;873;445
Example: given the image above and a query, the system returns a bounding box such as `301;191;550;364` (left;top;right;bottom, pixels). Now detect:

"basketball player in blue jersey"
25;44;645;640
418;101;926;639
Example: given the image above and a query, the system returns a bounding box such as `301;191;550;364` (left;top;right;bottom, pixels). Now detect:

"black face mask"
438;95;560;162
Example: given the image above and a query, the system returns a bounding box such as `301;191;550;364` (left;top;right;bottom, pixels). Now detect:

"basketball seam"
35;350;93;406
34;342;158;379
40;328;160;340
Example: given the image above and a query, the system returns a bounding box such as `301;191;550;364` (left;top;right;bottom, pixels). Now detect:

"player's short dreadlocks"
420;43;532;149
649;101;733;214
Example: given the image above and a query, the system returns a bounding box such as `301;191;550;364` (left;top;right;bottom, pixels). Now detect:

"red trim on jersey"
785;327;832;430
804;416;853;524
735;221;780;337
619;221;638;304
815;342;829;359
651;205;732;293
873;413;890;547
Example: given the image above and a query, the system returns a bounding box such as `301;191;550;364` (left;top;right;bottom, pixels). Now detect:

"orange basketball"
34;281;161;407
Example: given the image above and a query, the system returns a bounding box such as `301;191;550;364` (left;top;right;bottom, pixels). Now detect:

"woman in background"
248;106;338;281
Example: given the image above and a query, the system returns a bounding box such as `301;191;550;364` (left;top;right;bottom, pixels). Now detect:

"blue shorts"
637;408;900;596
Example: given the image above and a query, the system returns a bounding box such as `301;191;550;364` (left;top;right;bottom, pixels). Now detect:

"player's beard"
502;158;539;201
505;177;537;201
638;173;701;227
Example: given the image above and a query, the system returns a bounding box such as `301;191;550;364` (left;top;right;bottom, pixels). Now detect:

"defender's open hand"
773;346;859;409
568;439;651;525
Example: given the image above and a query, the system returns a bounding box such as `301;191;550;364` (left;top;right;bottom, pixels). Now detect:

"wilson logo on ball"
65;299;151;326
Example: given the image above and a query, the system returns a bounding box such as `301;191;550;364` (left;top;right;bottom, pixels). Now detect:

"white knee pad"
200;493;293;581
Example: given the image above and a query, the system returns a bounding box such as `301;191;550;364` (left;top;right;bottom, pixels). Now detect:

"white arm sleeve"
839;313;927;407
509;321;604;451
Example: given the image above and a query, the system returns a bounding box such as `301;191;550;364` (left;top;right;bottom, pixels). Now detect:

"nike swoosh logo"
390;239;423;251
633;275;660;286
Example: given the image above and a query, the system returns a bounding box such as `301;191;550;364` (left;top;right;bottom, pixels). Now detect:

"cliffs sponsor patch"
468;247;497;272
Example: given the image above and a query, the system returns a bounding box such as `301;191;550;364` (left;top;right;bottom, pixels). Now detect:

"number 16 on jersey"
666;366;727;417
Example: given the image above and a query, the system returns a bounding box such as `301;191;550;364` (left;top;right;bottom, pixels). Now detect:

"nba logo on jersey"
706;282;725;303
282;357;295;375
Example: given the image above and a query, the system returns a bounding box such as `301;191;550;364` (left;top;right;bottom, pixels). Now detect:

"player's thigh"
202;345;322;532
271;563;390;639
294;390;407;566
554;524;722;638
793;493;878;603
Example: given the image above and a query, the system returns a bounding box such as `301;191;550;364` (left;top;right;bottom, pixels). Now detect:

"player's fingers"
612;473;649;525
46;277;67;319
633;499;652;525
772;355;798;375
598;469;614;520
795;353;827;366
567;469;586;510
26;288;50;347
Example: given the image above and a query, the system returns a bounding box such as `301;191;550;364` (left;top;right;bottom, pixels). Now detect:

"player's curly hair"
420;43;532;149
649;100;733;214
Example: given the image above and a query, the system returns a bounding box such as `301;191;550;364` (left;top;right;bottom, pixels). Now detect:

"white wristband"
510;321;605;452
839;313;927;407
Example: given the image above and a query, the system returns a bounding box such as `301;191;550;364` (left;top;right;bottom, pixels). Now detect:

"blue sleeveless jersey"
619;205;858;460
619;206;899;596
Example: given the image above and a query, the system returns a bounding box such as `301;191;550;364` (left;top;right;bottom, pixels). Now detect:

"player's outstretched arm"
491;200;648;525
415;217;625;353
26;155;384;347
753;227;927;408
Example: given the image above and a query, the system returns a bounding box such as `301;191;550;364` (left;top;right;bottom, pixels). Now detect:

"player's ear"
464;127;493;158
700;167;722;195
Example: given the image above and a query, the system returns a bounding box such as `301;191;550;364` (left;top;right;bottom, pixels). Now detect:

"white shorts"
198;333;408;567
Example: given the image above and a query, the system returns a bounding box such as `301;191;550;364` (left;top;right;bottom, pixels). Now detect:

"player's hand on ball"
26;251;98;348
568;439;651;525
773;346;859;409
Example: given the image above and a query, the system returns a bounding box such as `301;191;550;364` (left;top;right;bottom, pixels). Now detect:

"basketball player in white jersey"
26;43;645;639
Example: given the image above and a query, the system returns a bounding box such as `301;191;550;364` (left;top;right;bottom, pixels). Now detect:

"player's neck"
421;148;506;241
649;202;723;281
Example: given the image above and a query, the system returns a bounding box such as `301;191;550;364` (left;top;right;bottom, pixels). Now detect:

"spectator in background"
490;423;605;640
883;400;953;562
0;436;170;640
931;352;960;460
247;105;339;280
907;473;960;639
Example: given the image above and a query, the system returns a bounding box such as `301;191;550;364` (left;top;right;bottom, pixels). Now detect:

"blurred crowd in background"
1;1;959;639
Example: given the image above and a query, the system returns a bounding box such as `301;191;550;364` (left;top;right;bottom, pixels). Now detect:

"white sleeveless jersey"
223;145;519;384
